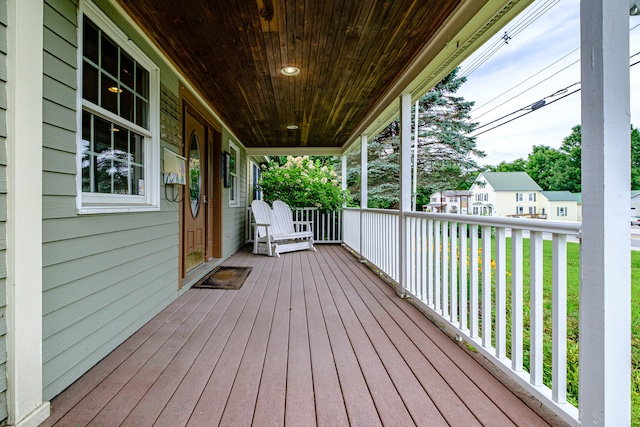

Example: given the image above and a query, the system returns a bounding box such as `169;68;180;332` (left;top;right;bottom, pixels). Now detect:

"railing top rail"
405;211;581;235
344;207;400;215
344;207;581;235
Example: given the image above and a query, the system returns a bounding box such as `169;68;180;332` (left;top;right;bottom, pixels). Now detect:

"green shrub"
259;156;350;212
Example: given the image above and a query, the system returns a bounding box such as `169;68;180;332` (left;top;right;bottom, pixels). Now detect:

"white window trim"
76;0;161;214
248;159;262;202
228;141;240;207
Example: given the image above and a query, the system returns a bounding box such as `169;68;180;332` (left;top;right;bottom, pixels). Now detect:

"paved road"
631;226;640;251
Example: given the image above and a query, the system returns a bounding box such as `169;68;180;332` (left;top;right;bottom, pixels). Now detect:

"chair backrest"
272;200;296;234
251;199;272;238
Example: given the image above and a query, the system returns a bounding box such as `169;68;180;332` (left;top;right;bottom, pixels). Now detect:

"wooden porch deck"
41;245;549;427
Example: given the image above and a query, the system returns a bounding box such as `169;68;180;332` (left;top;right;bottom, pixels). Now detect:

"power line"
472;88;581;137
472;47;579;114
469;52;640;137
473;22;640;118
472;82;580;133
460;0;560;78
474;59;580;120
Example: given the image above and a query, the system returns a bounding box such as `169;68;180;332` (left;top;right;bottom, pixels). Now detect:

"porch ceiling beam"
245;147;342;157
579;0;631;424
342;0;533;152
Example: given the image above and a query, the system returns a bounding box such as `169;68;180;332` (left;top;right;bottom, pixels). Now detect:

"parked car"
632;216;640;226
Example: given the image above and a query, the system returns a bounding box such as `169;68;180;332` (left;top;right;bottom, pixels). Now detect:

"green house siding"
41;0;180;400
0;0;8;421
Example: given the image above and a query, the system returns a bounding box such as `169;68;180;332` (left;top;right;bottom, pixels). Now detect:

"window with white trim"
557;207;568;216
516;206;524;214
516;193;523;201
529;192;536;201
229;142;239;206
78;2;160;213
529;206;536;214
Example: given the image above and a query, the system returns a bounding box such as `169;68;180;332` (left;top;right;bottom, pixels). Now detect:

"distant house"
469;172;542;217
632;190;640;215
572;193;583;221
540;191;580;221
423;190;471;214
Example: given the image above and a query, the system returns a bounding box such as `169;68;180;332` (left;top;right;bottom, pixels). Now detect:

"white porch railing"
246;206;343;244
343;207;582;426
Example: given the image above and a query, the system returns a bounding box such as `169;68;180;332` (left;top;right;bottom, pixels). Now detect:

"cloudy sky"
456;0;640;166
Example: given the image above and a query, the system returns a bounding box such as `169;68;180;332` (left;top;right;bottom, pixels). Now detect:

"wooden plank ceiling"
117;0;461;149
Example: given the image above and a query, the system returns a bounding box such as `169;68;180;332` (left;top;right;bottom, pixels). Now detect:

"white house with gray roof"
469;172;543;218
540;191;580;221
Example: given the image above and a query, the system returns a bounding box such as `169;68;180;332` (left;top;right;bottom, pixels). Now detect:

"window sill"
78;204;161;215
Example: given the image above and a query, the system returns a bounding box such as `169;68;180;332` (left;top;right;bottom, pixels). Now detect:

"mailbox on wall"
163;148;187;185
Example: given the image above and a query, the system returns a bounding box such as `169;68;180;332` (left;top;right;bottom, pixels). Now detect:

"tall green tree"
346;68;482;208
503;124;640;192
490;158;527;172
524;145;565;191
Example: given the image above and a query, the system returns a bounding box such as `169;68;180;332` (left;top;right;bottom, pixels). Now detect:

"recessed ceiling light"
108;86;123;93
280;66;300;76
287;125;299;130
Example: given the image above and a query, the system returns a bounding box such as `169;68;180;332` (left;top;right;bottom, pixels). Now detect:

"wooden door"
184;109;207;273
180;98;223;285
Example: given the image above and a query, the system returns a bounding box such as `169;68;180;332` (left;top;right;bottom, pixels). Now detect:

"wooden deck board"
301;251;350;427
305;252;382;427
321;246;482;426
284;252;317;426
44;245;550;427
329;245;548;426
251;254;291;426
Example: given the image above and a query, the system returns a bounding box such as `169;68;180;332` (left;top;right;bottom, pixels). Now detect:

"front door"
184;109;207;273
180;96;223;286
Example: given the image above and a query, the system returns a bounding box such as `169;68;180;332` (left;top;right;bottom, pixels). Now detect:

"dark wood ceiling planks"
117;0;461;148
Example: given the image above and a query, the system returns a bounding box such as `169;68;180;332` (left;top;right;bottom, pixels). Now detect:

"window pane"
82;112;92;192
132;165;144;196
94;116;112;154
131;133;144;165
100;73;118;115
120;51;135;89
136;63;149;99
113;126;128;154
230;147;236;174
95;153;112;193
112;160;129;194
101;33;118;78
83;62;99;104
136;97;148;129
82;157;92;192
83;18;99;64
120;86;135;123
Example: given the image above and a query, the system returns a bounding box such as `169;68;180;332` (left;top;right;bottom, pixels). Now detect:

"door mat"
192;266;253;290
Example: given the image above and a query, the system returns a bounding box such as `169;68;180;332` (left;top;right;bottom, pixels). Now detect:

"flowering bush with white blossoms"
259;156;350;212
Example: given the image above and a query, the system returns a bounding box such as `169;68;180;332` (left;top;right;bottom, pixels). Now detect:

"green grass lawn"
481;239;639;422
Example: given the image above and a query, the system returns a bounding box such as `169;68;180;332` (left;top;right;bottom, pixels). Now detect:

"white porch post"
360;135;368;254
6;0;49;426
579;0;631;425
341;155;347;194
398;93;412;296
